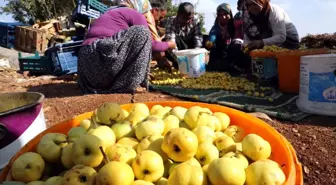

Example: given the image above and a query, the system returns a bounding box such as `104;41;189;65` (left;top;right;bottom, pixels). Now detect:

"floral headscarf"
117;0;151;14
116;0;162;41
243;0;272;40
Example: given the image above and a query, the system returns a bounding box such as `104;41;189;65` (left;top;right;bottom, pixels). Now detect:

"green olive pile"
150;68;186;85
253;45;289;52
150;69;275;101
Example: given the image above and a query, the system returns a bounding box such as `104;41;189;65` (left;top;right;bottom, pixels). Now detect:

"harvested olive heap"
243;45;289;53
150;68;274;100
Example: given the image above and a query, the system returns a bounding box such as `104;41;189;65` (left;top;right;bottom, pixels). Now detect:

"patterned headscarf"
117;0;152;14
244;0;272;40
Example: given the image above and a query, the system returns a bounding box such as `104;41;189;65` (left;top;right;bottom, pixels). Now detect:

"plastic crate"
0;22;26;48
88;0;109;13
77;2;101;18
18;52;52;74
45;40;83;75
76;0;109;18
0;28;14;48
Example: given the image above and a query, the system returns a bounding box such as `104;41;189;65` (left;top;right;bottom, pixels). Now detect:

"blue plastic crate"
77;2;102;18
76;0;109;18
87;0;109;13
45;40;83;75
0;22;26;48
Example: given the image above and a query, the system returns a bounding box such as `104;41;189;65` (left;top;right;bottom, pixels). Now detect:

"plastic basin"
276;49;329;93
0;92;46;170
174;48;207;78
0;101;303;185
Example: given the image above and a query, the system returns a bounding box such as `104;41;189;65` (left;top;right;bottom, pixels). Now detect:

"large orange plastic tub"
0;101;303;185
276;49;329;93
250;51;276;58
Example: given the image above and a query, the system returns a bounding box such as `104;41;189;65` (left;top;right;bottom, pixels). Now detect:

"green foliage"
0;0;76;23
166;0;207;33
166;0;178;17
1;0;207;33
197;13;206;33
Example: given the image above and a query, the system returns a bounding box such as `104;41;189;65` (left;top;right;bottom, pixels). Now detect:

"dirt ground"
0;68;335;185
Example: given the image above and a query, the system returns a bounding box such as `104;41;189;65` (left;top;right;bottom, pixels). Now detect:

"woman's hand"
248;40;264;50
157;58;173;71
167;41;177;49
152;52;165;61
205;41;214;49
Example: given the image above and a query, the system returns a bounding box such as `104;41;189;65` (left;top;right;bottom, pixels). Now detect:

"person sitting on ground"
165;2;203;50
205;3;248;72
148;0;179;69
243;0;299;50
78;7;176;94
150;0;167;39
233;0;244;40
157;19;166;38
118;0;162;41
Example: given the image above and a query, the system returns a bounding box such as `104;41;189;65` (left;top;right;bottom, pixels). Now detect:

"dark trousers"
207;42;251;73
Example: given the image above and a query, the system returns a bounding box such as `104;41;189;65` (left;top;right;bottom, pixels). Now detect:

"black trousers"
207;42;251;74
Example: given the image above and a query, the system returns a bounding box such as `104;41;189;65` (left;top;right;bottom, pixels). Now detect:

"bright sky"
1;0;335;38
177;0;336;38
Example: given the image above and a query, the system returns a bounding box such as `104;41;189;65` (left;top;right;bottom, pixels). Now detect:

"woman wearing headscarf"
118;0;162;41
77;7;176;94
119;0;178;69
205;3;247;72
243;0;299;50
233;0;244;40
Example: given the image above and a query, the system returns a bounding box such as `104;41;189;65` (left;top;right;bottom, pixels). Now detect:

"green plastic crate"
88;0;109;13
18;52;52;74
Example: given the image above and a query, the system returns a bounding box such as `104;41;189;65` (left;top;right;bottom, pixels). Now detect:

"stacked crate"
76;0;109;19
0;22;25;48
19;40;83;75
15;26;48;53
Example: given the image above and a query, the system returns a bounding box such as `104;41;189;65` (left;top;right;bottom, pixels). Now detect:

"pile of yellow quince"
7;103;286;185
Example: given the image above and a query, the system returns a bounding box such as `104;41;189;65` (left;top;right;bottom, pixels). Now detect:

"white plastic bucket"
296;54;336;116
174;48;207;78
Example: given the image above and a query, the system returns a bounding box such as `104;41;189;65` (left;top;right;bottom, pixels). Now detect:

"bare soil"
0;68;335;185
